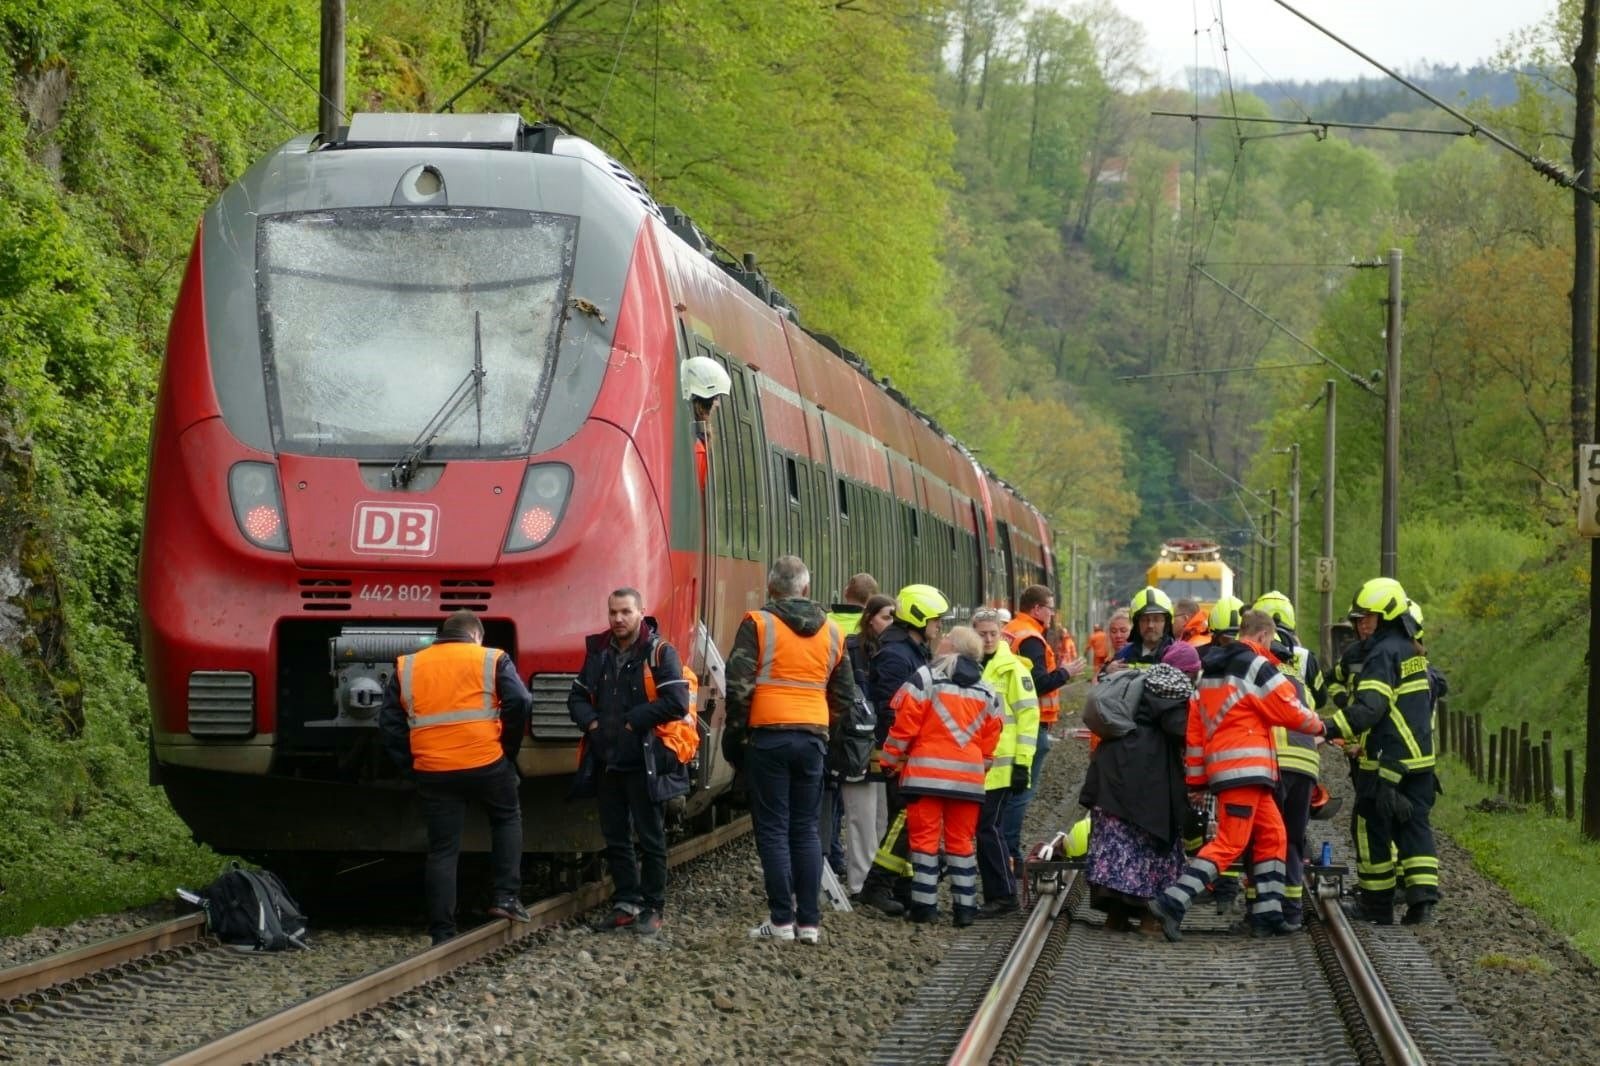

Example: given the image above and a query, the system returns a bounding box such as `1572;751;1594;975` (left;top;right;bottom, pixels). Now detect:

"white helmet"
682;355;732;401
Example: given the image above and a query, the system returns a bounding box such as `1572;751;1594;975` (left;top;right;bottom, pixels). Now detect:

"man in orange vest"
379;610;532;945
724;555;858;943
881;626;1004;926
1087;623;1111;673
1000;584;1086;863
1147;609;1325;941
567;588;693;937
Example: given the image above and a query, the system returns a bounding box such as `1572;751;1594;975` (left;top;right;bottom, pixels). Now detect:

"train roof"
290;113;1052;542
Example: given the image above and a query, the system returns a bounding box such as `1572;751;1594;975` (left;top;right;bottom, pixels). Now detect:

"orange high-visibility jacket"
1186;637;1322;793
881;661;1004;801
747;610;845;729
1003;613;1060;724
398;641;505;772
1088;628;1111;670
1181;611;1212;648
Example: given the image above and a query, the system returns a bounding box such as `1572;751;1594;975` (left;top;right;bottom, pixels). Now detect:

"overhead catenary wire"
1152;110;1470;139
1192;265;1380;395
437;0;586;114
1270;0;1593;199
130;0;298;132
198;0;345;121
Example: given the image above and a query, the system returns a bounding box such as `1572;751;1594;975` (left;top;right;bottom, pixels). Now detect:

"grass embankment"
1420;530;1599;963
0;637;216;935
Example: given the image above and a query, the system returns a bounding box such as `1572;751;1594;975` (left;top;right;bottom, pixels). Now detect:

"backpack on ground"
199;863;309;951
1082;670;1144;740
830;688;876;782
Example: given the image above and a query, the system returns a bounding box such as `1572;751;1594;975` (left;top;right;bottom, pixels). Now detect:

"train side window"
785;455;800;504
795;460;814;566
711;381;736;558
814;464;832;601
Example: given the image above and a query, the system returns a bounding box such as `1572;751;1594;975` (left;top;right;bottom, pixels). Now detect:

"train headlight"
504;462;573;552
227;461;291;552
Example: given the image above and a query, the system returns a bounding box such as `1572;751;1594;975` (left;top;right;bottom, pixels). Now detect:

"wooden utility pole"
1380;249;1402;579
319;0;345;141
1574;0;1600;840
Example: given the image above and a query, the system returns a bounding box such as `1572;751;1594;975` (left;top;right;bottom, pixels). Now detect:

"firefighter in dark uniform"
380;610;533;944
1321;578;1441;925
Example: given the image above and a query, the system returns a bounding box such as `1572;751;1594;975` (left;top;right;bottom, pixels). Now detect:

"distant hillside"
1192;63;1533;122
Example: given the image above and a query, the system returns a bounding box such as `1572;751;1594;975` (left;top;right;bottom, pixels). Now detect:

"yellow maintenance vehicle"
1146;538;1235;614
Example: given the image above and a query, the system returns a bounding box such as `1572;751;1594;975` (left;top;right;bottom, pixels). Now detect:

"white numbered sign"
1314;556;1336;593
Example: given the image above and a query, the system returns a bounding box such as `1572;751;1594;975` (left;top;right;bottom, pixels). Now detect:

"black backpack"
200;863;309;951
830;688;876;782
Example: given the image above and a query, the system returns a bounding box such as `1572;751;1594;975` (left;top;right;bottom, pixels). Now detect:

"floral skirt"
1085;808;1184;905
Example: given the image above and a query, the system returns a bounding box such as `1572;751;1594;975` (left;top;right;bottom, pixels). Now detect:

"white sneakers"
749;920;795;941
748;920;822;944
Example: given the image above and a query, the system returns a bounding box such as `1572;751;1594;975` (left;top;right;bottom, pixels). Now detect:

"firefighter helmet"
1254;590;1296;631
1351;577;1408;621
1406;599;1426;640
1208;595;1245;636
682;355;732;401
1129;586;1174;620
895;584;949;628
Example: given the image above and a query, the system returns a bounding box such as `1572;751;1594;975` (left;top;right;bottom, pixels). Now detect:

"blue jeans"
1002;724;1052;862
747;729;827;926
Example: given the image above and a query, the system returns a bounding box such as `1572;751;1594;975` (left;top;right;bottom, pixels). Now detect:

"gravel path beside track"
7;702;1600;1064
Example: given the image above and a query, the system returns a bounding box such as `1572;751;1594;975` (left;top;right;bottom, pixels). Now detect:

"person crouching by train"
379;610;533;945
1079;647;1198;934
1147;609;1326;941
970;607;1038;918
880;626;1004;927
855;584;949;917
566;588;693;937
724;555;857;943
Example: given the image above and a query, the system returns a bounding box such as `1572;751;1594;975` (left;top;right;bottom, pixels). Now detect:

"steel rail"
0;912;207;1000
164;815;752;1066
945;870;1076;1066
1312;882;1427;1065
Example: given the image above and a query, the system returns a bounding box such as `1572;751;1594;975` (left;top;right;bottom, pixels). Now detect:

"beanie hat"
1161;641;1202;675
1143;663;1195;701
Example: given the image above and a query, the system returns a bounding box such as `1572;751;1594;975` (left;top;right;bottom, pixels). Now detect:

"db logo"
351;502;439;556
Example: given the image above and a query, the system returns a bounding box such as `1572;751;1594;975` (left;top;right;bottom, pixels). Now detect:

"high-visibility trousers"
1354;770;1439;907
907;794;981;911
1162;785;1289;923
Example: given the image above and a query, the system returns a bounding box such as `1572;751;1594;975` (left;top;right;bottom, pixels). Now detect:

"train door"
996;520;1016;608
969;500;987;606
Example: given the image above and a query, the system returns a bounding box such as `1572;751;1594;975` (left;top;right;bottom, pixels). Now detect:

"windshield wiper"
389;312;487;488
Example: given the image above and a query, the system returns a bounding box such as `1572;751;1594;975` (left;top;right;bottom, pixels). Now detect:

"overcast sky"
1111;0;1559;86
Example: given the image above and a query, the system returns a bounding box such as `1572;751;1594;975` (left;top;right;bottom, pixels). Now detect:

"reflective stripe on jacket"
399;642;504;772
982;642;1040;790
1272;643;1321;780
1003;614;1059;723
1327;627;1434;779
881;661;1003;801
1186;638;1322;793
748;610;844;729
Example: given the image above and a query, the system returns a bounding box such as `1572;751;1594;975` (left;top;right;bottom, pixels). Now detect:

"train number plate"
358;583;435;602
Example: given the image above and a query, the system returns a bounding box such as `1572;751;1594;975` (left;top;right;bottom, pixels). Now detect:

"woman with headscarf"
1078;642;1201;933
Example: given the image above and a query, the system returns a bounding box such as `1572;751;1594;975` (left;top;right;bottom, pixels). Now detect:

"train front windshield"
257;207;577;458
1159;578;1222;601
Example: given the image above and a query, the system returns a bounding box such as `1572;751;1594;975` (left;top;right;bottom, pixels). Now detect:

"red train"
140;113;1055;863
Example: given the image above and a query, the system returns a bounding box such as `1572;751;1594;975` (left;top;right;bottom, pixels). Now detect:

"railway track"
0;816;751;1065
877;857;1504;1066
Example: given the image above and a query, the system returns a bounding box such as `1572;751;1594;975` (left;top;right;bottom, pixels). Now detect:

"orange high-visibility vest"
747;610;844;729
1003;613;1060;724
397;641;504;772
643;641;701;763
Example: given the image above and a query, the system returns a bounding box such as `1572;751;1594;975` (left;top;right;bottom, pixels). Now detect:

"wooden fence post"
1543;733;1556;815
1490;733;1500;796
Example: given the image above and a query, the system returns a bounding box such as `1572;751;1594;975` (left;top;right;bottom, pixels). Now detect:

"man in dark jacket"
379;610;532;944
567;588;691;937
853;583;947;916
724;556;858;942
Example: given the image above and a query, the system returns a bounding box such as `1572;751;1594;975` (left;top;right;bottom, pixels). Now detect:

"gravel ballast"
7;706;1600;1064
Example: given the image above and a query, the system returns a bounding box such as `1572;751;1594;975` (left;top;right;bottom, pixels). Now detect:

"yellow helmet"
1352;577;1408;621
1208;595;1245;636
1254;590;1296;631
895;584;949;628
1406;600;1426;640
1065;815;1091;859
1129;586;1174;619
